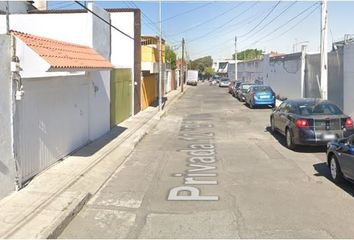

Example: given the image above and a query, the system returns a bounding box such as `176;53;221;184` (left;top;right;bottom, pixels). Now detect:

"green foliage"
232;49;263;61
165;45;177;70
188;56;213;74
203;67;215;78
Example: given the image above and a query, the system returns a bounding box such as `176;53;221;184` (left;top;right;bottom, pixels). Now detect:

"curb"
32;87;188;239
38;192;91;239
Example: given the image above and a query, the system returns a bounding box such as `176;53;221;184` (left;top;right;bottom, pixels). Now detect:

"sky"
48;1;354;60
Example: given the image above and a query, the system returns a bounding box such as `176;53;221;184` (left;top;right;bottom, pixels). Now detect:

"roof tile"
11;30;113;70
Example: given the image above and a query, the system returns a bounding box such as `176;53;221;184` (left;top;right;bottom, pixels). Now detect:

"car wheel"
285;128;296;150
270;117;276;132
329;155;345;184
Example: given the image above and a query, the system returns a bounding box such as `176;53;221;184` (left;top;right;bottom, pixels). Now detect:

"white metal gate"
17;76;89;183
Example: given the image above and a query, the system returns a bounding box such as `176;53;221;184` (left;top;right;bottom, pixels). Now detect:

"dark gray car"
270;99;354;150
236;83;253;101
327;135;354;184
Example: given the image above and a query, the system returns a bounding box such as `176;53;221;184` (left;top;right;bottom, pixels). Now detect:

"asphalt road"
60;82;354;239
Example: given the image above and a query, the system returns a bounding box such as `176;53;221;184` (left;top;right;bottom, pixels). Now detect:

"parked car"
236;83;254;101
327;135;354;184
228;81;237;94
231;81;242;97
245;85;275;108
270;98;354;150
219;78;230;87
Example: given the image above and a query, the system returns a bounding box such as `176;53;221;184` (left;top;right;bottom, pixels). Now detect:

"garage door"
17;76;89;183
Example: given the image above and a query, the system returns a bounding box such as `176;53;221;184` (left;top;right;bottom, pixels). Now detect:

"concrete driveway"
60;83;354;239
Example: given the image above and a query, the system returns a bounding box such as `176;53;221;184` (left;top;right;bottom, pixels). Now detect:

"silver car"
219;78;230;87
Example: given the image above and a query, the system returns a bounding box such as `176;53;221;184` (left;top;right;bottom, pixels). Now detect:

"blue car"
327;135;354;184
245;85;275;108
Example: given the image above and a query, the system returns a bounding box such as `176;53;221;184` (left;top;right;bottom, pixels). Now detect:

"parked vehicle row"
219;78;354;185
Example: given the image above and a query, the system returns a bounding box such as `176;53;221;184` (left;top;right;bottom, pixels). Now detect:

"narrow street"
60;83;354;239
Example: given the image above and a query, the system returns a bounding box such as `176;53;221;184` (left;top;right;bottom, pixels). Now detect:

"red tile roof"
11;31;113;70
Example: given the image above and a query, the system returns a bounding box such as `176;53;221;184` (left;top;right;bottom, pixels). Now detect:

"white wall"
0;1;34;13
0;35;16;199
237;59;264;83
343;43;354;117
267;57;302;99
17;75;90;182
0;14;90;47
89;3;111;60
110;12;135;69
0;6;112;142
88;71;110;141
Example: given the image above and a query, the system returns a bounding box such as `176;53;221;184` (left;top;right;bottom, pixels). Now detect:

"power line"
165;1;247;38
238;1;281;38
244;1;298;41
126;1;180;45
259;4;320;46
75;1;134;40
193;2;319;58
186;2;259;44
159;2;212;24
125;1;159;33
242;2;320;49
187;1;264;44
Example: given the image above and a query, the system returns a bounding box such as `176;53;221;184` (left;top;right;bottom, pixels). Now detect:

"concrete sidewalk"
0;88;187;239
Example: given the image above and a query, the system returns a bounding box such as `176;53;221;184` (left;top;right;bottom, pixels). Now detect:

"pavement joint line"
0;87;188;239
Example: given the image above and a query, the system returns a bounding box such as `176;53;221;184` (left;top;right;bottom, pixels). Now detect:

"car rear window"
253;86;272;92
297;102;343;115
242;84;252;90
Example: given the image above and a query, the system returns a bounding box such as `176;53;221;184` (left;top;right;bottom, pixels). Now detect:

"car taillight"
296;119;309;128
345;117;353;129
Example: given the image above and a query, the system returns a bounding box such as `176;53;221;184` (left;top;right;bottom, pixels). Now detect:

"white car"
219;78;230;87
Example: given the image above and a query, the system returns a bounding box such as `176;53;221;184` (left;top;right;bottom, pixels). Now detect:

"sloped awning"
11;30;113;71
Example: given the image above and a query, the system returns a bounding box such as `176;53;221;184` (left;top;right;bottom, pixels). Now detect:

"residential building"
141;35;165;110
0;30;112;199
212;59;236;80
0;3;141;199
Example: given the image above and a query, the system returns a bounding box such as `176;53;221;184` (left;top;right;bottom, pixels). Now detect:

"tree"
165;45;177;70
203;67;215;79
232;49;263;61
188;56;213;74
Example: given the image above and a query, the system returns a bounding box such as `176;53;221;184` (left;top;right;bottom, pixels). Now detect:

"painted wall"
0;1;34;14
17;75;90;182
87;3;111;140
237;59;264;83
0;35;16;199
89;3;111;60
267;55;302;99
343;42;354;117
0;5;112;141
110;12;137;115
110;12;135;68
0;14;89;46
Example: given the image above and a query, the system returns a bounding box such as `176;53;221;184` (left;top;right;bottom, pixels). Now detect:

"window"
298;102;343;116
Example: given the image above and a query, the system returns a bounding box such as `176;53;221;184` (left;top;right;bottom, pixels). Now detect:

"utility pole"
6;1;10;34
320;0;328;100
181;38;185;93
158;0;162;111
234;36;237;81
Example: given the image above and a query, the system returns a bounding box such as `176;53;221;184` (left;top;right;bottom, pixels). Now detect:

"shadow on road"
265;126;326;153
244;102;274;110
313;162;354;197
